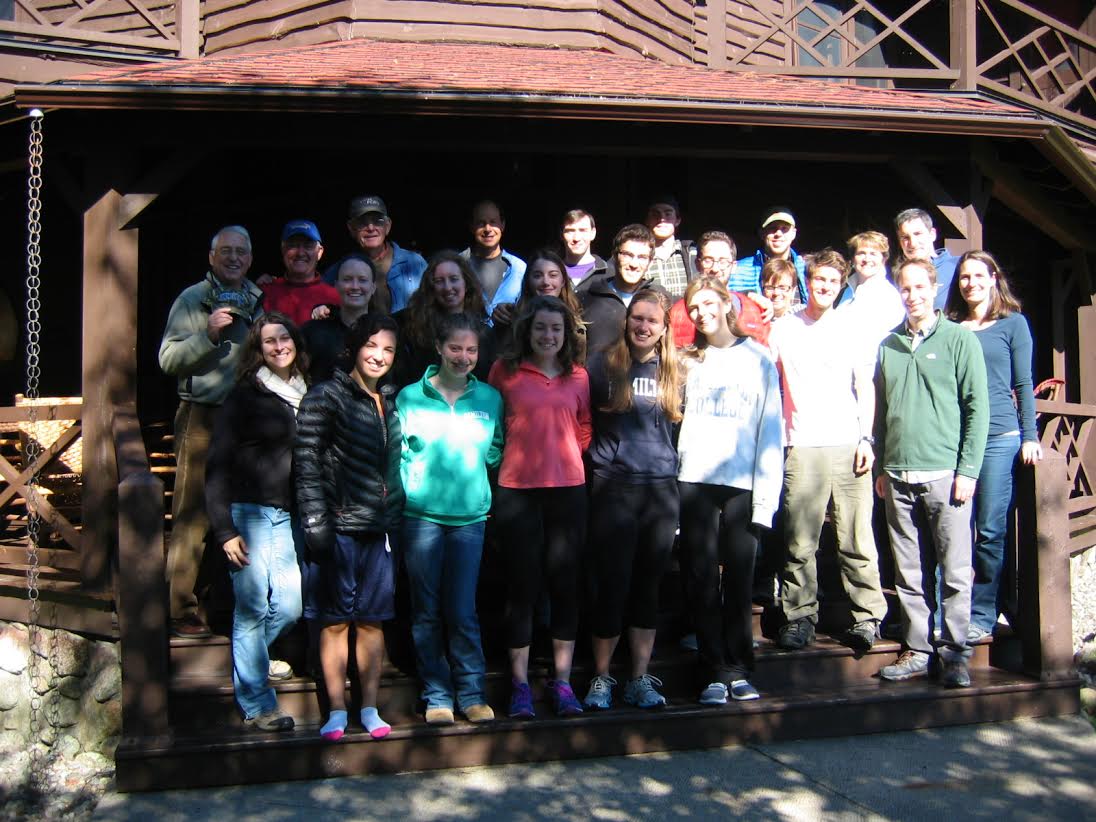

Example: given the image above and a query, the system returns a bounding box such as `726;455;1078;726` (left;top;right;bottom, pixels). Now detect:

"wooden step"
117;669;1080;793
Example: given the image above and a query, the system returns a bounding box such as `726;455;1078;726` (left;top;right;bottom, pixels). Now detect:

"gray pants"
884;475;973;662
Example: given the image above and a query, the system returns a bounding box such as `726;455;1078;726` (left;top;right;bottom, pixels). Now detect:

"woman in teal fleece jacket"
395;311;504;726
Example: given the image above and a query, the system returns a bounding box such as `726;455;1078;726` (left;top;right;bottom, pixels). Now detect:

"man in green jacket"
873;257;988;688
159;225;264;637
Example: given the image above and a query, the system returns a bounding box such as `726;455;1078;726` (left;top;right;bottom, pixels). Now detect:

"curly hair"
500;295;581;376
236;311;309;384
403;250;487;350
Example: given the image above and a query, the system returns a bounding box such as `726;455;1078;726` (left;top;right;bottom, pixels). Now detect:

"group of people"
158;192;1041;738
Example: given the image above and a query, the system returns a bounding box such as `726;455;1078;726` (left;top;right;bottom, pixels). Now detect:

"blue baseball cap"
281;219;322;244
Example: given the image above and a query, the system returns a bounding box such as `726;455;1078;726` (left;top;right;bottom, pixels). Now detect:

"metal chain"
24;108;48;798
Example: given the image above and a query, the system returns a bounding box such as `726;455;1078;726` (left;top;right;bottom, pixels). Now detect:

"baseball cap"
348;195;389;221
760;207;796;229
281;219;322;244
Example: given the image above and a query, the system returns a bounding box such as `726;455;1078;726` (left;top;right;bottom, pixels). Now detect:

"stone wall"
0;620;120;766
1074;547;1096;653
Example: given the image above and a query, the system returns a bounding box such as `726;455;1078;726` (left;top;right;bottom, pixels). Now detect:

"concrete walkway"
94;716;1096;821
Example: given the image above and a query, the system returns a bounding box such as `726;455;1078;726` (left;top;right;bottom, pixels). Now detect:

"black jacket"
301;312;353;384
577;274;667;356
205;376;300;546
294;370;404;549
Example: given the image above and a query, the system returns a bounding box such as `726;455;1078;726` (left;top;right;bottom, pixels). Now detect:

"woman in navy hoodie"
582;289;683;711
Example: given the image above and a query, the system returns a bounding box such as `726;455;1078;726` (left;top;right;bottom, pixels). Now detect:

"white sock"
361;706;390;739
320;710;347;739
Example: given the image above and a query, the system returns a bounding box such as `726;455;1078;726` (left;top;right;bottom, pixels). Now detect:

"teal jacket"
874;312;989;480
395;366;505;526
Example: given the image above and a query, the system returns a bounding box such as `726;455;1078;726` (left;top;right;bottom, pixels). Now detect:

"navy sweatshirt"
586;351;679;483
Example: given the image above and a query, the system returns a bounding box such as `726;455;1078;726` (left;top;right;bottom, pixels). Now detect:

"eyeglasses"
763;283;794;293
699;257;733;270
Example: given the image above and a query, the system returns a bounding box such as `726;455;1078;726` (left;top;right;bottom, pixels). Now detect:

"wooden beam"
891;159;972;239
1080;304;1096;406
81;188;148;592
706;0;727;69
973;140;1096;252
1050;261;1073;388
176;0;200;60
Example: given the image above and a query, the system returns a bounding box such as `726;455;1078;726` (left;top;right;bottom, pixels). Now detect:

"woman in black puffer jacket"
295;313;404;742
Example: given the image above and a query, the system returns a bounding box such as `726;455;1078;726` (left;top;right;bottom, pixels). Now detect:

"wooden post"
1015;449;1074;679
176;0;200;59
117;469;170;739
80;190;138;592
1079;304;1096;405
950;0;977;91
707;0;728;69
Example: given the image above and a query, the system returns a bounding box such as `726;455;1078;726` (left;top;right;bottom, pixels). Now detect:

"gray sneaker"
966;625;992;643
583;674;617;710
623;674;666;709
941;659;972;688
778;618;816;650
244;707;294;732
699;682;728;705
879;650;931;681
845;620;879;651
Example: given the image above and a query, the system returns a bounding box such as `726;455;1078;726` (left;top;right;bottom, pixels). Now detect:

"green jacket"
395;366;504;526
158;273;264;405
874;312;989;480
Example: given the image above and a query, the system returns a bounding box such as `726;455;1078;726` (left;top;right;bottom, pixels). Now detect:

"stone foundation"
0;620;120;763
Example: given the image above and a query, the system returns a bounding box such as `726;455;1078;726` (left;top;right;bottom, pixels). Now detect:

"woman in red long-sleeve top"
488;294;591;719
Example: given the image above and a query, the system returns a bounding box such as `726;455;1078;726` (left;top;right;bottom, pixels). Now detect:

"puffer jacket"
294;369;404;547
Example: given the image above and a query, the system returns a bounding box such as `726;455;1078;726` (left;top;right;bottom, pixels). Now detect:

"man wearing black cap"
642;195;695;301
326;195;427;314
730;206;808;305
262;220;339;327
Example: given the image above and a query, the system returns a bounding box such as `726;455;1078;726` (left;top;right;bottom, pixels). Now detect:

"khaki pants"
781;445;887;625
166;401;216;620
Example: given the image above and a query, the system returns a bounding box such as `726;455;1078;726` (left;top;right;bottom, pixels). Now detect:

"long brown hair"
500;295;581;376
601;289;682;422
237;311;309;384
681;276;738;363
404;250;487;350
521;248;583;317
944;250;1023;321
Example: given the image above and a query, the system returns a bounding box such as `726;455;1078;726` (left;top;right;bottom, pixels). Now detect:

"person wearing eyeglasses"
324;195;428;315
668;231;770;348
730;206;808;305
577;224;668;354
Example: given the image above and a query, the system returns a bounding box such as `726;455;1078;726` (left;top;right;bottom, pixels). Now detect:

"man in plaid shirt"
642;195;695;301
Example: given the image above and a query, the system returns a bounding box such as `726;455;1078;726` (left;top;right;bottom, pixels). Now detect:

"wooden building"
0;0;1093;791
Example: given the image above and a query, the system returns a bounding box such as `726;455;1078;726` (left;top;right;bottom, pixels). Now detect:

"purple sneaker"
548;680;584;717
509;679;535;719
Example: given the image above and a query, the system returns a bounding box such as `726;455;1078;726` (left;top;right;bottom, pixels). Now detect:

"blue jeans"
402;518;487;711
229;503;303;719
970;432;1021;632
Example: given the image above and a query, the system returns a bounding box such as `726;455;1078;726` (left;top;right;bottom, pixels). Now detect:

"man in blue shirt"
893;208;959;310
729;206;808;304
461;200;526;324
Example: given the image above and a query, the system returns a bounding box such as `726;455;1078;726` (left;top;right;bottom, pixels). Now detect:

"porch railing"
700;0;1096;132
1;0;199;58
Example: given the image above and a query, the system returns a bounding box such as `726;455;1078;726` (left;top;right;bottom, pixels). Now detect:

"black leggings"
494;485;587;647
587;476;679;638
678;481;758;683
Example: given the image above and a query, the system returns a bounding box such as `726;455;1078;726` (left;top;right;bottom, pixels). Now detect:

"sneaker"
583;674;617;710
508;680;535;719
729;679;760;701
548;680;584;717
268;659;293;681
425;706;455;726
623;674;667;709
170;615;211;639
845;620;879;652
699;682;728;705
244;707;294;732
941;659;972;688
879;650;931;681
966;625;992;643
778;618;816;650
463;704;495;724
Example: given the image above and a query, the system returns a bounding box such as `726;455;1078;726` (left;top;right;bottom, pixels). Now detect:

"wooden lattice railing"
2;0;199;58
1037;398;1095;558
701;0;1095;131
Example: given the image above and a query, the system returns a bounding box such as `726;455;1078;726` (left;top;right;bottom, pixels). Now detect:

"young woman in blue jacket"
582;289;683;711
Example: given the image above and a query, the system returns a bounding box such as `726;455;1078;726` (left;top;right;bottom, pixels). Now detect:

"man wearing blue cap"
262;220;340;327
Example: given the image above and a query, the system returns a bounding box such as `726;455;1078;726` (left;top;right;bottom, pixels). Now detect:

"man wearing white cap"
729;206;808;305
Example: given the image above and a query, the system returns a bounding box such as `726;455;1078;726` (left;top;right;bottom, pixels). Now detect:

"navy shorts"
303;533;395;624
